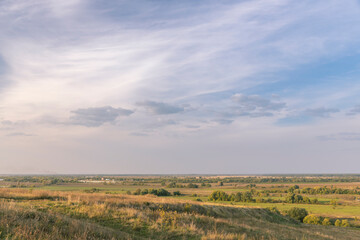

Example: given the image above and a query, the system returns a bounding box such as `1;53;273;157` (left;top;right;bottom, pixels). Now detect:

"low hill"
0;189;359;239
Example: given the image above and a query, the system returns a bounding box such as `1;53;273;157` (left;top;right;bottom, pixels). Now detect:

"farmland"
1;175;360;239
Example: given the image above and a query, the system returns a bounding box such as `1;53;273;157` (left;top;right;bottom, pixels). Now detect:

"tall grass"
0;189;359;239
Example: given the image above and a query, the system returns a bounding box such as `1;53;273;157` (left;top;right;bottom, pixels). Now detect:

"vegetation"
1;174;360;239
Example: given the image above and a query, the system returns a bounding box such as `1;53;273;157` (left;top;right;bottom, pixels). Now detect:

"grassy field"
1;175;360;239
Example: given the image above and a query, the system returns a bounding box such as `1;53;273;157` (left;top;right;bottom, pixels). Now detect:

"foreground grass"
0;189;360;239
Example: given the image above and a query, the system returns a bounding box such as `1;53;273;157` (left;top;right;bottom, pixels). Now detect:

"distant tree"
133;189;141;195
208;190;229;201
187;183;199;188
173;191;181;196
140;189;149;195
286;207;308;222
286;193;295;203
233;192;243;202
156;189;171;196
167;182;177;188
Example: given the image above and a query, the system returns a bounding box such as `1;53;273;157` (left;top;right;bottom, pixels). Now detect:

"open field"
1;175;360;239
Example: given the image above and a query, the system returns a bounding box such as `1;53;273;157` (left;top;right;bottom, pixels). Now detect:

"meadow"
1;175;360;239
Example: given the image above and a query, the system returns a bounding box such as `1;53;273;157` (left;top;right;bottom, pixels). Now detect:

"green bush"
335;219;341;226
286;207;308;222
341;219;350;227
267;207;280;214
173;191;181;196
303;214;321;225
322;218;332;226
208;190;229;201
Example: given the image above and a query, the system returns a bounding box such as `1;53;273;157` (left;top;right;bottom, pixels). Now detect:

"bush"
155;189;171;196
285;193;303;203
335;219;341;226
341;219;350;227
267;207;280;214
133;189;141;195
322;218;332;225
286;207;308;222
173;191;181;196
140;189;149;195
187;183;199;188
303;214;321;225
208;190;229;201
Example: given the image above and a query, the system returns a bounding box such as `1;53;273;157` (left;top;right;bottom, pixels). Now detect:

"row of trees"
133;188;172;196
301;186;360;195
208;191;321;205
285;193;319;204
166;182;200;188
208;191;255;202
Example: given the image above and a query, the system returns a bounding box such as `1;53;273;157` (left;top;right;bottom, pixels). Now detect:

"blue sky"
0;0;360;174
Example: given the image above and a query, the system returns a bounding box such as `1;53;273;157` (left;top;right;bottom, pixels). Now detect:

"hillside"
0;189;359;239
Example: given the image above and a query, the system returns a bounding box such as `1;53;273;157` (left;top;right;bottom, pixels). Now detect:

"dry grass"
0;189;359;239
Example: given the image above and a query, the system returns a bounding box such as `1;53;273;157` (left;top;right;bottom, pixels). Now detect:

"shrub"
335;219;341;226
286;207;308;222
341;219;350;227
322;218;332;226
140;189;149;195
303;214;321;225
173;191;181;196
156;189;171;196
267;207;280;214
133;189;141;195
285;193;303;203
187;183;199;188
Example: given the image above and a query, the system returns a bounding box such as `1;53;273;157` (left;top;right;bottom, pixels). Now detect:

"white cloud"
70;106;133;127
137;101;184;115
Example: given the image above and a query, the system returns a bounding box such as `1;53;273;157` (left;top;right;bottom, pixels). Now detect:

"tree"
173;191;181;196
208;190;229;201
156;189;171;196
133;188;141;195
141;189;149;195
287;207;308;222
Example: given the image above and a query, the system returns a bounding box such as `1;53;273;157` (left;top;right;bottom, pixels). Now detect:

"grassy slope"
0;189;360;239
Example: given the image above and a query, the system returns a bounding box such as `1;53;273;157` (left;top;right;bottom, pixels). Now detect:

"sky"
1;0;360;174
